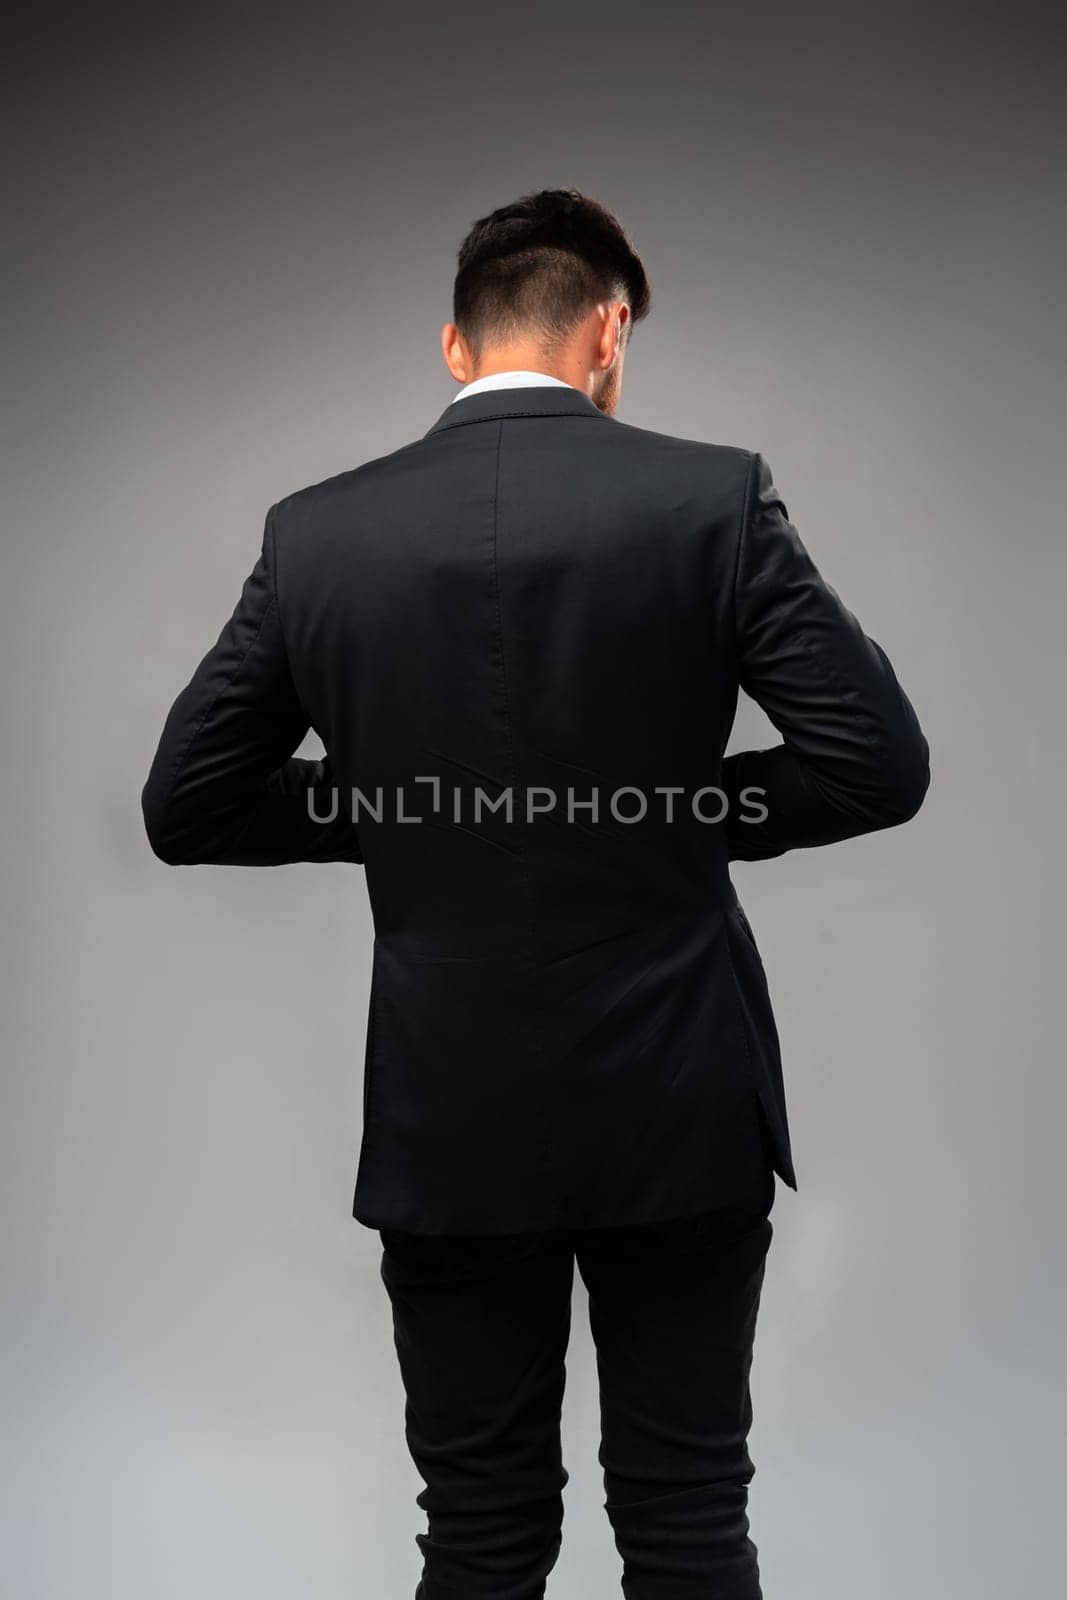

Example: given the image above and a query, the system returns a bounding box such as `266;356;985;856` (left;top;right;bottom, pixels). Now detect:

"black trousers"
378;1149;776;1600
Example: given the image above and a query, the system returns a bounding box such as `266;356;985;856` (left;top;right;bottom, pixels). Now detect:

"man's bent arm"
722;453;930;861
141;506;362;866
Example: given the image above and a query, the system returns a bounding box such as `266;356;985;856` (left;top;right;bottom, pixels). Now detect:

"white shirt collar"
449;368;574;404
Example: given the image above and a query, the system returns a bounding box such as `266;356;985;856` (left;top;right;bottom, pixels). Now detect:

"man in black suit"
143;188;929;1599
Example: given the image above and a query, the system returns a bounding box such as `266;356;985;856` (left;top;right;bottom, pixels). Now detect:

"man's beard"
592;360;622;415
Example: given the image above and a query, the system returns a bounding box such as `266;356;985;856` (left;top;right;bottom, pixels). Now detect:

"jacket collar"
423;383;609;438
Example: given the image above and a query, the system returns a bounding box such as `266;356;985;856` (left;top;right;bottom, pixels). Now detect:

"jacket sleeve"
721;452;930;861
141;505;362;866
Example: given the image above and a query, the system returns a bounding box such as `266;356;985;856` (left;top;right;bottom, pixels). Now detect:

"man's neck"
469;353;570;382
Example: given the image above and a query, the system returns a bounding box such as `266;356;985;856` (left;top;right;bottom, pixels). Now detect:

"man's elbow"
875;735;931;827
141;784;191;865
143;817;189;866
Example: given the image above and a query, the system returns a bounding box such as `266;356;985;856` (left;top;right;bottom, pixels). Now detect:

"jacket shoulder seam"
731;449;762;651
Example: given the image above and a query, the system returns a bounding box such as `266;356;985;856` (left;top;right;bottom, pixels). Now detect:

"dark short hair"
453;188;651;360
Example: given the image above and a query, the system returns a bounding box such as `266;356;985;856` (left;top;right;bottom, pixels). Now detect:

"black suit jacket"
143;384;929;1233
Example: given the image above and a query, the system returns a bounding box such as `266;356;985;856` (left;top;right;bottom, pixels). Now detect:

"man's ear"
613;303;630;357
441;323;470;384
598;302;628;367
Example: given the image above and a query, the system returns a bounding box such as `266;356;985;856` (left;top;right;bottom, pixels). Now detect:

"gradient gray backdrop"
3;4;1064;1596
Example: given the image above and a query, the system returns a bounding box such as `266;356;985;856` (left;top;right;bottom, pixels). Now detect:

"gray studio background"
3;5;1064;1597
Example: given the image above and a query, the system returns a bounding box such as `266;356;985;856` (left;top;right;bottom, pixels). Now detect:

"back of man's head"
453;188;651;363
